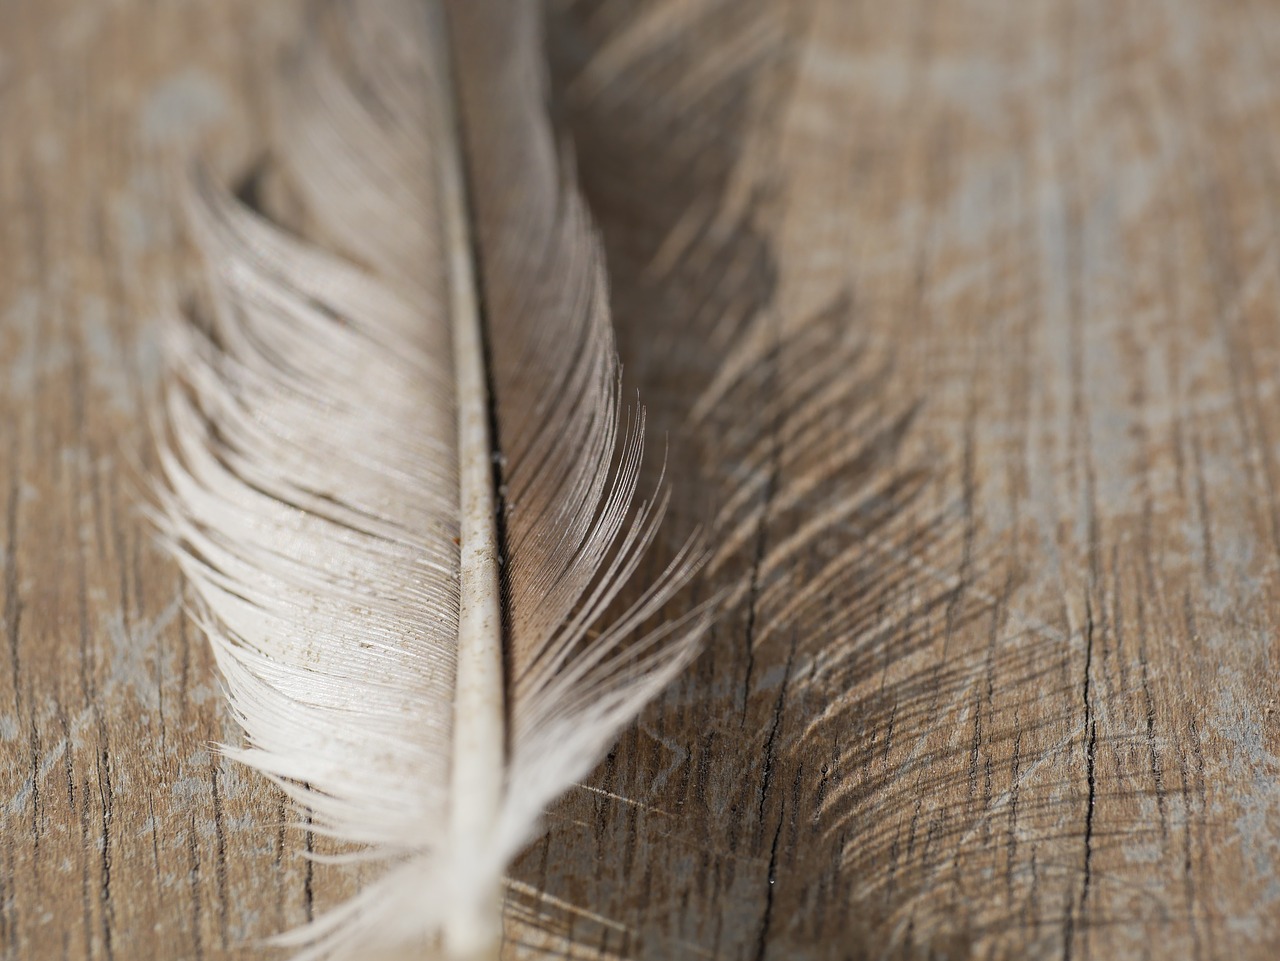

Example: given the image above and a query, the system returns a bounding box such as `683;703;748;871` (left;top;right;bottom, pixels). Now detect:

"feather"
149;1;705;957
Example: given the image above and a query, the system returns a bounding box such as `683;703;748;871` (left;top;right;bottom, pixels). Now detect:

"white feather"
151;1;706;957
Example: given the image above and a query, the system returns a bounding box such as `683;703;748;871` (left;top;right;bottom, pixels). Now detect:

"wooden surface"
3;0;1280;958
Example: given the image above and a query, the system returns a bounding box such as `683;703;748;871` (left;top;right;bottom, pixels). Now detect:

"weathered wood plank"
1;1;1278;960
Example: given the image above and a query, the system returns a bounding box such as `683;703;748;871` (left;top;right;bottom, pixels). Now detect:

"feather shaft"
434;21;506;959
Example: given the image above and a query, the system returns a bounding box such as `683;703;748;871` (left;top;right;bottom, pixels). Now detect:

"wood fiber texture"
2;1;1279;959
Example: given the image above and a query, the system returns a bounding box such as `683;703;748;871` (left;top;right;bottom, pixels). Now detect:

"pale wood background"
3;0;1280;959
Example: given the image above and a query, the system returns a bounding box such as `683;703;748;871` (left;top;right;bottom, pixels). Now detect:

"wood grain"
3;0;1280;959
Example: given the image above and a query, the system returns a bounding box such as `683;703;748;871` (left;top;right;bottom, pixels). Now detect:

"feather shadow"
514;3;1177;959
